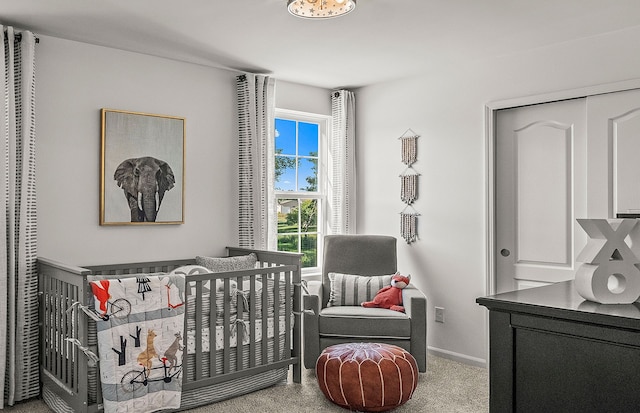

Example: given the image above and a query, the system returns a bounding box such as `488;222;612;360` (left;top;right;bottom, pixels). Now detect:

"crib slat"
292;261;302;383
261;273;268;365
194;281;203;381
248;275;256;368
44;276;52;372
55;278;63;378
235;275;243;372
284;270;292;360
209;282;216;378
68;282;77;392
42;276;49;371
62;282;70;386
273;275;280;362
223;278;231;373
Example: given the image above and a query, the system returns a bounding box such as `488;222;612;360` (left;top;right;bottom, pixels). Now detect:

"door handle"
500;249;511;257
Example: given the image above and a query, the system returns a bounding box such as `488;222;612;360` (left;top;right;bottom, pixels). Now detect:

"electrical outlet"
435;306;445;323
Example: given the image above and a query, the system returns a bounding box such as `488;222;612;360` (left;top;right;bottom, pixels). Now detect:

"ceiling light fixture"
287;0;356;19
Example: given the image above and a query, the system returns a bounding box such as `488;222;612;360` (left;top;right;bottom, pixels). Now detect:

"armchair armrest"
302;280;323;315
402;284;425;318
403;284;427;372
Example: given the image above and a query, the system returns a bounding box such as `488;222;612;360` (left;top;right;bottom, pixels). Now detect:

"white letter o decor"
575;219;640;304
575;262;640;304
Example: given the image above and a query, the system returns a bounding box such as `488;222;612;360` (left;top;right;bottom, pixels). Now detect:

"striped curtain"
329;90;357;234
0;26;39;407
236;74;276;249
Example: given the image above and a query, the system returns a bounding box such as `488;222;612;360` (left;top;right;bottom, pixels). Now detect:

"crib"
38;247;302;412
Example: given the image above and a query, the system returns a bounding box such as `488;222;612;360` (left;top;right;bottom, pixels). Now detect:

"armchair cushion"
319;306;411;339
327;272;393;306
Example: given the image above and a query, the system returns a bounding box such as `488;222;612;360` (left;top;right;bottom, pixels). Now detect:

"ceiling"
3;0;640;89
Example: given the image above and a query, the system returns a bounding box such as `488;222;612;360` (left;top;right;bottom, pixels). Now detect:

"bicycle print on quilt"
89;273;185;413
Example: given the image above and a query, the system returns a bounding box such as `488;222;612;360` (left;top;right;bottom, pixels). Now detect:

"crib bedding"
86;267;291;335
185;278;289;330
89;275;186;413
88;269;290;327
39;248;302;413
186;315;290;353
92;270;291;371
84;271;291;355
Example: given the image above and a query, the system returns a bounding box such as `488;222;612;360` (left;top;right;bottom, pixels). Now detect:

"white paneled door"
495;99;587;293
587;89;640;219
496;89;640;293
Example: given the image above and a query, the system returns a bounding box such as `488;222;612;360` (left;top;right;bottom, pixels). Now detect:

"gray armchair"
303;235;427;372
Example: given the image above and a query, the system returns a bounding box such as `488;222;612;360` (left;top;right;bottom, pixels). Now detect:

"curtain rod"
13;33;40;44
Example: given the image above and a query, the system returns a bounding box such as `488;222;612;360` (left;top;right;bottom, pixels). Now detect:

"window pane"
298;158;318;192
274;112;325;270
301;234;317;267
275;118;296;155
278;234;299;253
278;199;299;233
299;199;317;233
275;155;296;191
298;122;319;156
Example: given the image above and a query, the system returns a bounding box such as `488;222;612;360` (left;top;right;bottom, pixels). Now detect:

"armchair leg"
410;295;427;372
412;345;427;373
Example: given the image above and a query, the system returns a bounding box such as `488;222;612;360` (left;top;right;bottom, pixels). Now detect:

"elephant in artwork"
114;156;175;222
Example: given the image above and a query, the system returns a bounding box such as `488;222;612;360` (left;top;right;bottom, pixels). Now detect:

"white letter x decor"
575;218;640;304
576;219;640;265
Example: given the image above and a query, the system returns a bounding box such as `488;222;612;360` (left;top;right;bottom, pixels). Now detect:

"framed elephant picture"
100;109;185;225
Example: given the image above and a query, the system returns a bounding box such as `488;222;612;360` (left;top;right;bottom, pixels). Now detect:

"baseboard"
428;346;487;369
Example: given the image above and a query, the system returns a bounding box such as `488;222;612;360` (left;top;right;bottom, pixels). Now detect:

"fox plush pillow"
361;273;411;312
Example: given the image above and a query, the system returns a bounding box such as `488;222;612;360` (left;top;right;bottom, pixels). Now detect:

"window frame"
274;108;330;277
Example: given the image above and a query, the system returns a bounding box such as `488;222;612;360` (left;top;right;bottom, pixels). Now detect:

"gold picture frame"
100;109;185;225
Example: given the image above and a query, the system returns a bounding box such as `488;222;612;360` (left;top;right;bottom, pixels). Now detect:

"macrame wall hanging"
401;134;419;166
399;129;420;244
400;208;419;244
400;173;419;204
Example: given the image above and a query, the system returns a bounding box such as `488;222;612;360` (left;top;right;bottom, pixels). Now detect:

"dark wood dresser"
477;281;640;413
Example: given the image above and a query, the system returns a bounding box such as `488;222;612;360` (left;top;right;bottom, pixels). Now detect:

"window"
274;109;329;273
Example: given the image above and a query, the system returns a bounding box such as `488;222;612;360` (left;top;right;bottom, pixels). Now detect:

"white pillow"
171;263;262;294
195;253;258;273
169;265;212;294
169;265;210;276
327;272;393;307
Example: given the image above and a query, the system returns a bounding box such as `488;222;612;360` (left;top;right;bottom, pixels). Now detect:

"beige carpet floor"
5;355;488;412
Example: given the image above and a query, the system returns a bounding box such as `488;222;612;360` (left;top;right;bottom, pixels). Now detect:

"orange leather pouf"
316;343;419;412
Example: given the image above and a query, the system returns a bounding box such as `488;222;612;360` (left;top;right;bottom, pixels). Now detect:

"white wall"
36;35;330;266
356;25;640;364
276;81;331;116
37;25;640;367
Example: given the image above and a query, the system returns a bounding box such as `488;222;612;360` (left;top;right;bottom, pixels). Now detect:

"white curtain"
0;26;39;407
328;90;357;234
236;74;277;250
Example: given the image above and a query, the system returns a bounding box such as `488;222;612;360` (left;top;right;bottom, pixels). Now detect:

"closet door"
586;88;640;219
495;99;587;293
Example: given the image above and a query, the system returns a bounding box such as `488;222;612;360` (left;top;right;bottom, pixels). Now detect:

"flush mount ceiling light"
287;0;357;19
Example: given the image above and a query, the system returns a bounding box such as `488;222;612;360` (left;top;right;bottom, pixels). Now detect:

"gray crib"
38;247;302;412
